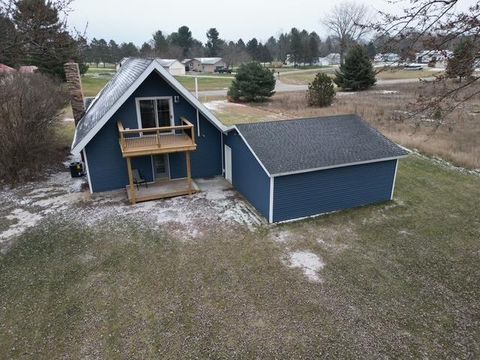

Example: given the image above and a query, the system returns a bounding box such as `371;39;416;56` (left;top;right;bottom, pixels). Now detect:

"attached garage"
225;115;408;223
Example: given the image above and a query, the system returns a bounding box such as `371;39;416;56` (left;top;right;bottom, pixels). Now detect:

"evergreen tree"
228;62;276;102
277;33;290;63
140;42;153;58
169;26;193;57
446;39;476;81
108;40;121;64
246;38;259;60
120;42;139;58
153;30;169;57
205;28;223;57
307;32;320;64
306;73;335;107
12;0;85;78
334;45;376;90
289;28;303;65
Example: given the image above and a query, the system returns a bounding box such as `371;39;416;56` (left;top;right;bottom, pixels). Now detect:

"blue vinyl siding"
224;131;270;220
85;70;222;192
272;160;397;222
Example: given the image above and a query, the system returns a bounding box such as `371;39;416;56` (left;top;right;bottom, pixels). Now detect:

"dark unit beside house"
69;58;408;223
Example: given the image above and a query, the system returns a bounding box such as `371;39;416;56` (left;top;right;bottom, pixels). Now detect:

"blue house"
70;58;408;223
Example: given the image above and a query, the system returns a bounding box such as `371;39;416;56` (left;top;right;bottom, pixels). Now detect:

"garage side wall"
272;160;398;222
224;130;271;220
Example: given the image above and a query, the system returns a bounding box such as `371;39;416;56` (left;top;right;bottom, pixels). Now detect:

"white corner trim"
390;159;399;200
272;155;409;177
269;177;274;223
233;126;272;177
72;59;230;155
82;148;93;194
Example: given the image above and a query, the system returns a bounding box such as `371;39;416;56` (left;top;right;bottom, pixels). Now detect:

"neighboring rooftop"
194;57;224;65
236;115;409;176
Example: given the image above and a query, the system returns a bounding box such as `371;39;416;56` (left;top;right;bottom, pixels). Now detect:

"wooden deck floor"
121;134;196;157
126;178;199;203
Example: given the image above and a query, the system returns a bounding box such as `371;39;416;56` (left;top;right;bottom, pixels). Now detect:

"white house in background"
117;58;185;76
416;50;452;64
156;59;185;76
183;57;226;73
374;53;401;63
317;53;341;66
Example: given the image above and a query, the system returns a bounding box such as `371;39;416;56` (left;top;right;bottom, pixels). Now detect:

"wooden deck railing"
118;117;197;157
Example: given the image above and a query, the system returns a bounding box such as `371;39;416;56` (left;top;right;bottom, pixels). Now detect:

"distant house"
68;58;408;223
183;57;226;73
317;53;341;66
374;53;400;63
0;64;16;73
118;58;184;76
416;50;452;64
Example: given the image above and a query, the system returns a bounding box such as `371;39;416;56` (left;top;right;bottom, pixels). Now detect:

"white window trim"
135;96;175;133
269;177;274;223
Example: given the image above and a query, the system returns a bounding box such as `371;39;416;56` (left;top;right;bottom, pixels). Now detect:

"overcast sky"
68;0;475;45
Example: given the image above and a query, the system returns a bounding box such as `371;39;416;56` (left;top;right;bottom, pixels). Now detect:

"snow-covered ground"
0;171;264;253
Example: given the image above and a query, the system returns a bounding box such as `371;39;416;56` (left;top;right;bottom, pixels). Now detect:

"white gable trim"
269;177;274;223
71;59;229;155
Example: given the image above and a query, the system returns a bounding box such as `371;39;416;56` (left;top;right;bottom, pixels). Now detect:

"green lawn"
175;76;233;91
80;68;233;97
0;155;479;358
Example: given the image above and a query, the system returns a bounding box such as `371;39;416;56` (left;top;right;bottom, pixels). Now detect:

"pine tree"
228;62;276;102
12;0;85;78
206;28;223;57
334;45;376;91
446;39;475;81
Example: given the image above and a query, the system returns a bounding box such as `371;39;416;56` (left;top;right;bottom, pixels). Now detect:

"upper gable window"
136;97;174;129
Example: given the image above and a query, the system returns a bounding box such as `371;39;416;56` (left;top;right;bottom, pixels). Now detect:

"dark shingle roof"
235;114;408;175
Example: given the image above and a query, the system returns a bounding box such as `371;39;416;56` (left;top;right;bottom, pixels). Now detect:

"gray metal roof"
195;57;224;65
235;115;409;176
72;58;151;149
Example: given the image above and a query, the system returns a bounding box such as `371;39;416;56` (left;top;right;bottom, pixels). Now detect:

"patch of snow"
63;117;75;122
373;90;399;95
203;100;246;112
0;209;43;243
287;251;325;282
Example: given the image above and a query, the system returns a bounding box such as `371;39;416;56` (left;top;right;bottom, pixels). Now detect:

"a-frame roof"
71;58;228;154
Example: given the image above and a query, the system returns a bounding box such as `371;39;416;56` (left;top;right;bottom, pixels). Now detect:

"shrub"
306;73;335;107
0;73;67;184
228;62;276;102
334;45;376;91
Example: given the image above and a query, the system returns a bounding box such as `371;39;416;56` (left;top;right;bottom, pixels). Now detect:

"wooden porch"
126;178;199;203
118;117;198;205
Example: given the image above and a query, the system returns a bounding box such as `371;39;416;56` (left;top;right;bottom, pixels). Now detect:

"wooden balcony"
118;117;197;158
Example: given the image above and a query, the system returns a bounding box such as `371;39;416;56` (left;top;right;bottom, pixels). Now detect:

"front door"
153;155;169;179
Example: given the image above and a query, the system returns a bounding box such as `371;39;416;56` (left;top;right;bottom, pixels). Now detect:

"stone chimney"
64;61;85;126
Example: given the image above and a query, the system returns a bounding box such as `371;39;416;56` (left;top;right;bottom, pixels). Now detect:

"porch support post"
186;151;192;195
126;156;136;204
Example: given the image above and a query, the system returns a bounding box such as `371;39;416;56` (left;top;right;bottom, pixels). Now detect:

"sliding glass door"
137;97;173;129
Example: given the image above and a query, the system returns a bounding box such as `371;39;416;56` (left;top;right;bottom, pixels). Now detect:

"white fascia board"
390;159;399;200
272;155;409;177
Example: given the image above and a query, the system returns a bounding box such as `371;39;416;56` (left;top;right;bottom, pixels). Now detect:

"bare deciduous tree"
0;73;67;184
322;1;370;64
372;0;480;125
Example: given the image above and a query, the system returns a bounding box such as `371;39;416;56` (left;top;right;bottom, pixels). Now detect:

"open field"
279;68;439;85
175;75;233;91
0;155;479;358
81;68;233;96
206;82;480;170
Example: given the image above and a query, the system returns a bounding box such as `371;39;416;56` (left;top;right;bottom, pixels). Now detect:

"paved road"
196;77;436;97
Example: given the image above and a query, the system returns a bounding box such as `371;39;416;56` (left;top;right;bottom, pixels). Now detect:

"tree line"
82;25;342;67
